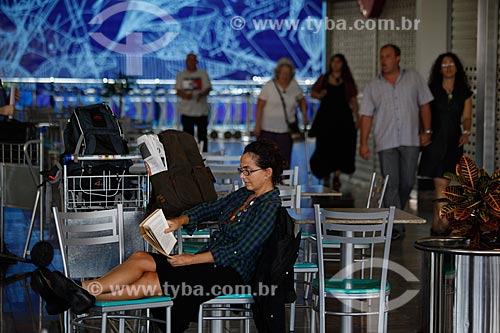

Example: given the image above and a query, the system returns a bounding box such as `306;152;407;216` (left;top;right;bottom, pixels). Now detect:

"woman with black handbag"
253;57;308;169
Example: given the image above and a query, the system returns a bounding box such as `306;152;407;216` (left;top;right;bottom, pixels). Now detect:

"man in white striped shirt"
359;44;433;240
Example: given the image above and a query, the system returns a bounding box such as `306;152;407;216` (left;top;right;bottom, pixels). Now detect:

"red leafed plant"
438;156;500;247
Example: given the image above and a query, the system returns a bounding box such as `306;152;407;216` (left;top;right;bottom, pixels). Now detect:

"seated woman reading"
33;139;283;333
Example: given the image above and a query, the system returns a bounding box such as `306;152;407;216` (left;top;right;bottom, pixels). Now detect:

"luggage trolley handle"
23;139;42;187
63;154;143;164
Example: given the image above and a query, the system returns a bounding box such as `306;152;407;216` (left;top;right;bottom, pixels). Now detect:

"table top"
287;207;427;224
277;184;342;197
300;184;342;197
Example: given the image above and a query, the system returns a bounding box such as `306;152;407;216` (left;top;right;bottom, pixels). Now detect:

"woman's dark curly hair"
325;53;358;102
429;52;470;93
244;139;283;185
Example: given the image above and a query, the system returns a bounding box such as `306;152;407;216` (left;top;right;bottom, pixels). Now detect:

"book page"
140;208;177;257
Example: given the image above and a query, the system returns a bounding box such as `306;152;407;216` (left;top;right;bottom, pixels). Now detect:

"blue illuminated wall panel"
0;0;324;80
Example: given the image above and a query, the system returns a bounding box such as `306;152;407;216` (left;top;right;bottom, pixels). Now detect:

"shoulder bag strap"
273;79;291;125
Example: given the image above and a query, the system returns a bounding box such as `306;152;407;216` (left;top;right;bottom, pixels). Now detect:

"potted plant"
438;155;500;249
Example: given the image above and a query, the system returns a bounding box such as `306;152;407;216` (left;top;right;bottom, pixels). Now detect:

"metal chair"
203;154;241;185
197;293;254;333
282;165;300;186
310;204;395;333
52;204;173;333
280;185;318;332
366;172;390;208
178;194;253;333
279;184;302;210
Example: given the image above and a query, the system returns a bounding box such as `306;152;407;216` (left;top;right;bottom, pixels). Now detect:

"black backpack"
251;207;301;333
146;129;218;218
62;103;133;203
63;103;133;175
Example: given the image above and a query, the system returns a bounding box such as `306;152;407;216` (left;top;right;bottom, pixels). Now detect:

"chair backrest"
204;154;241;184
313;204;395;327
282;166;299;186
279;184;302;209
366;172;390;208
203;154;241;165
215;181;240;197
52;204;125;279
314;204;395;277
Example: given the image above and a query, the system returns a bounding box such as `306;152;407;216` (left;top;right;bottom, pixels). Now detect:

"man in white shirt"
175;53;212;152
359;44;433;240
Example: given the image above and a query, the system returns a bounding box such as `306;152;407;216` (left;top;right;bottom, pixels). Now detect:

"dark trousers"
378;146;420;232
181;115;208;152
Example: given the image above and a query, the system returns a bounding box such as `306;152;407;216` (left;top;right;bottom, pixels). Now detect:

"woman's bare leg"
433;177;450;232
81;251;161;299
92;272;163;301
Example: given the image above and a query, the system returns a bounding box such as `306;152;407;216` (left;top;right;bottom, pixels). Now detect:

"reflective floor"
1;138;434;332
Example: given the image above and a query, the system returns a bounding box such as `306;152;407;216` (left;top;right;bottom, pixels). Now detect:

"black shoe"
30;268;71;315
49;270;95;315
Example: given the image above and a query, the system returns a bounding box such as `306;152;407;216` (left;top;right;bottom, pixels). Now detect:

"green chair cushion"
312;278;390;294
294;261;318;269
94;296;172;307
182;241;207;254
215;293;253;299
182;229;210;236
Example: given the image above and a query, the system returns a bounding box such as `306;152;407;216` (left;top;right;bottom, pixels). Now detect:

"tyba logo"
89;1;180;76
331;258;420;312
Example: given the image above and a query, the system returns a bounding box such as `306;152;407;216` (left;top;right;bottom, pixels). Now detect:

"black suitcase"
0;119;37;143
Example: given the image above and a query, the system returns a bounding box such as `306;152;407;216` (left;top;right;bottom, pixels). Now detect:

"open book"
139;208;177;257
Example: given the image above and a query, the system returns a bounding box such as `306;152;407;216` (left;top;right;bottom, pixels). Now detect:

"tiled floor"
0;138;434;332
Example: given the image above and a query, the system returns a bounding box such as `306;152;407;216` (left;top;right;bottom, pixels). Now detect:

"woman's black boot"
30;268;71;315
49;270;96;315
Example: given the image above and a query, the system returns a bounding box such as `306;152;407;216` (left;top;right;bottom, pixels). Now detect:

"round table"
414;237;500;333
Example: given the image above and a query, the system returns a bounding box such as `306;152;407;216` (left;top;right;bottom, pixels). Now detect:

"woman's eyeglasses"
237;168;263;176
441;63;455;68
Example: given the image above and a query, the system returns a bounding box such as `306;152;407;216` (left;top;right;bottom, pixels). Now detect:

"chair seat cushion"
312;278;390;294
215;293;253;299
182;241;208;253
293;261;318;270
94;296;172;307
182;229;210;236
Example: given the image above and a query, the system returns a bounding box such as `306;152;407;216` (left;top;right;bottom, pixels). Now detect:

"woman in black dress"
309;54;359;190
418;53;473;235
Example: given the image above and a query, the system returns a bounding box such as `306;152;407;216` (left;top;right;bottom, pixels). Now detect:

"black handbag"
273;80;304;142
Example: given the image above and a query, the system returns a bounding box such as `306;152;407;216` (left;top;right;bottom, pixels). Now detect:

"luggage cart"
0;135;44;261
62;154;151;260
62;154;149;212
